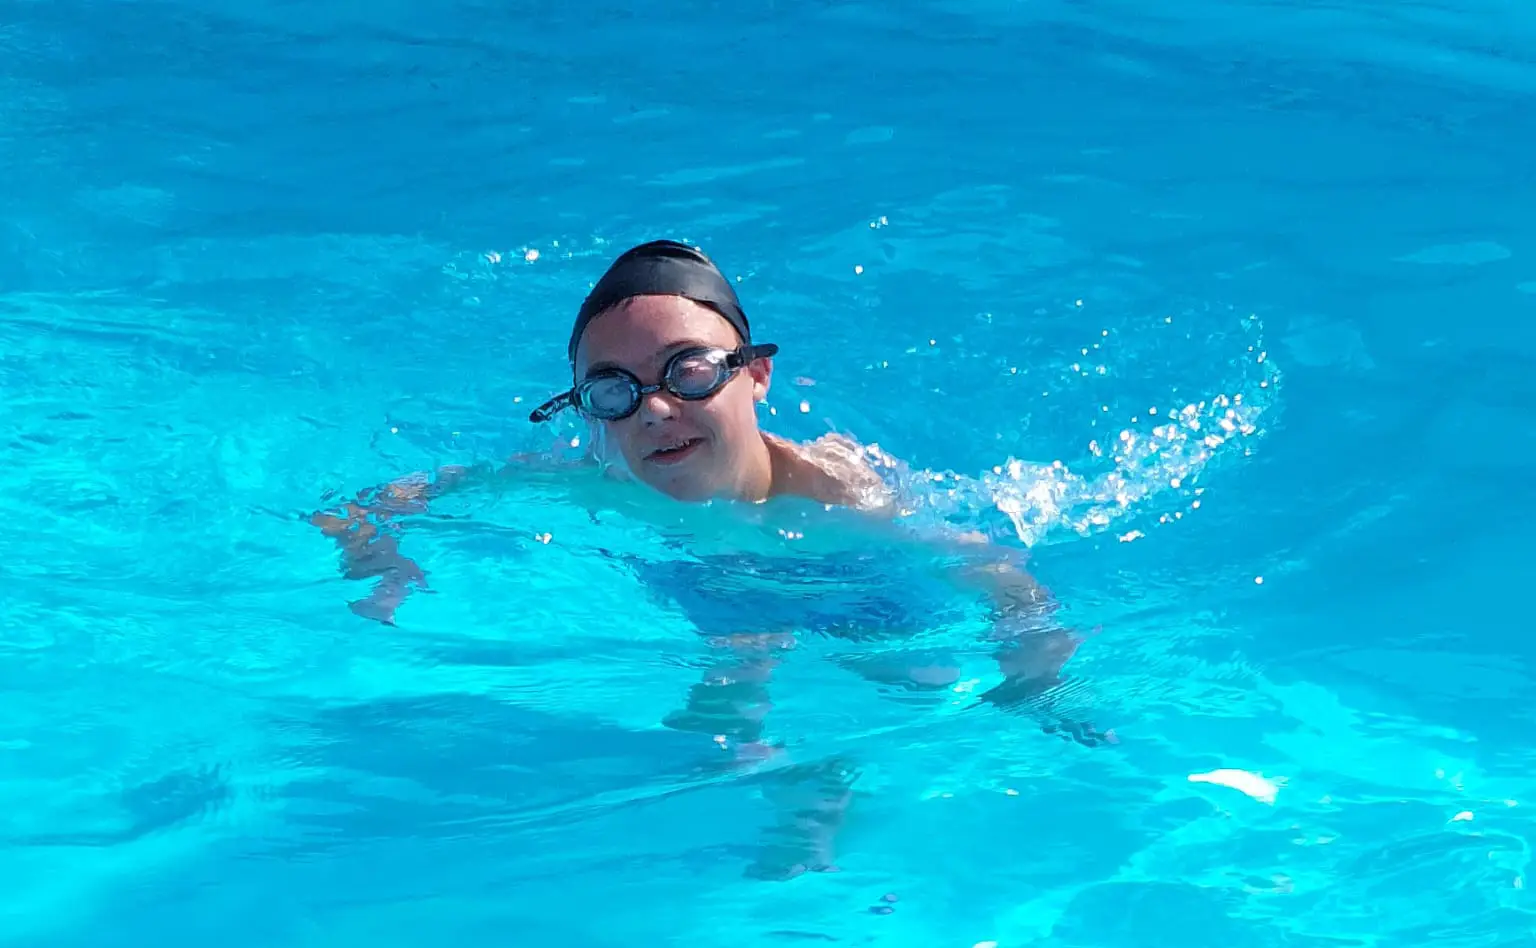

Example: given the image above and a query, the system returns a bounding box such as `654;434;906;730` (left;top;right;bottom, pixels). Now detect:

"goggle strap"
528;391;573;423
734;343;779;365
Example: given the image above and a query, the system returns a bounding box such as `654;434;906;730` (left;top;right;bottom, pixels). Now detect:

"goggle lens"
577;350;733;419
529;344;778;424
668;350;732;396
581;375;645;418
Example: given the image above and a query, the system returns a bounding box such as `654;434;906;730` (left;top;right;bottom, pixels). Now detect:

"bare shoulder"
772;432;900;512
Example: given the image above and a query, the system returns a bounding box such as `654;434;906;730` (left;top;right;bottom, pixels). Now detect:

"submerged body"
310;239;1113;878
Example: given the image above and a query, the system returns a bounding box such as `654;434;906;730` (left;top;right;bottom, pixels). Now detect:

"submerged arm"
803;429;1112;744
787;434;1101;726
307;462;490;624
947;534;1115;745
309;452;598;624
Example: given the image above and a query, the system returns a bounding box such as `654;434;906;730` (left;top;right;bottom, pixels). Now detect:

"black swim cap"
568;240;751;364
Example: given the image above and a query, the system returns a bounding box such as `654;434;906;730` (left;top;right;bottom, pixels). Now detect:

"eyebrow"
584;338;716;376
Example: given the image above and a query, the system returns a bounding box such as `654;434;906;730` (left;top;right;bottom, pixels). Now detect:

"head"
529;241;778;502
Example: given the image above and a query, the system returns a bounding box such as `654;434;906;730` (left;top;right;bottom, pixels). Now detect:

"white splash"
865;312;1279;548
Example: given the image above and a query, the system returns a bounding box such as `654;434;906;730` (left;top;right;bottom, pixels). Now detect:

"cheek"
703;386;756;431
601;421;645;462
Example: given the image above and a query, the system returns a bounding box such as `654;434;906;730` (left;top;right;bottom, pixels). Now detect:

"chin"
632;443;729;504
649;474;719;504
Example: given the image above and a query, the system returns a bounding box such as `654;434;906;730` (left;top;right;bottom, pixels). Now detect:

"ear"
747;355;773;402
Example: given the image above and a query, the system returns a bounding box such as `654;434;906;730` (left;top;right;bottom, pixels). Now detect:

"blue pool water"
4;0;1535;944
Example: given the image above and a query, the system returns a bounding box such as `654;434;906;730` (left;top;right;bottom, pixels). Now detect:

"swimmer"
310;239;1112;877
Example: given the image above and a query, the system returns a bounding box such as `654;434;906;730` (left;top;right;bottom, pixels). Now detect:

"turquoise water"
3;0;1535;944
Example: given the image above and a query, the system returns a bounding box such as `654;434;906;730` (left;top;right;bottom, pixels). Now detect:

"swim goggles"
529;343;779;423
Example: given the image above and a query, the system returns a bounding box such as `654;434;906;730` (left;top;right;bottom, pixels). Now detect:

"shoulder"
772;432;904;512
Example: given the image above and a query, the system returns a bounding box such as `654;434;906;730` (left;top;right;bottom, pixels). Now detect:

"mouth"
645;437;705;465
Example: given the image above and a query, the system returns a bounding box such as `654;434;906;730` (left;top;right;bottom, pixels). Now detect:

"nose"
637;388;680;425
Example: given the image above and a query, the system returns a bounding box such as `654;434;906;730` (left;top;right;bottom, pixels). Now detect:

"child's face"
573;295;774;502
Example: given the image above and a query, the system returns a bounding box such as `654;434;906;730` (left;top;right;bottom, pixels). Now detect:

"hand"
981;625;1117;747
978;675;1118;747
310;481;435;625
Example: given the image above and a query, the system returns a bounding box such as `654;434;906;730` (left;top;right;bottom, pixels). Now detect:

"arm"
815;431;1111;743
310;452;595;624
788;432;1107;738
947;534;1115;745
308;462;491;624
